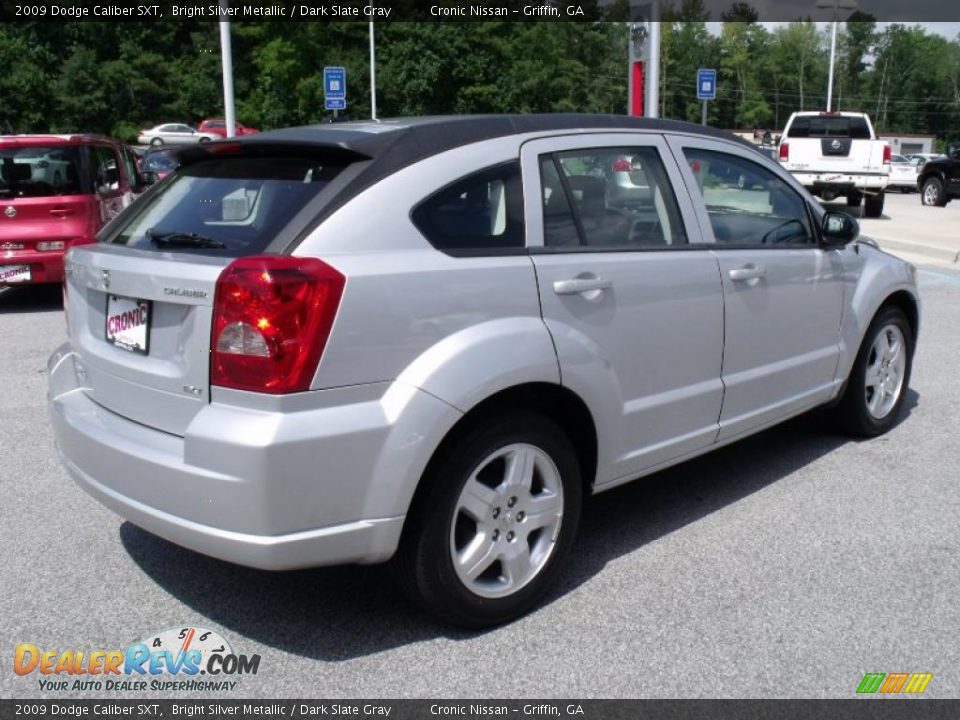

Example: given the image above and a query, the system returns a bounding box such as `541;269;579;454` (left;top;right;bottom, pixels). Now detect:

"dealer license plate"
0;264;31;283
105;295;151;355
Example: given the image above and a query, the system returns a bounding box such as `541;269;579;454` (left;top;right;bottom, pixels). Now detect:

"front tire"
921;177;947;207
393;412;583;628
837;306;913;437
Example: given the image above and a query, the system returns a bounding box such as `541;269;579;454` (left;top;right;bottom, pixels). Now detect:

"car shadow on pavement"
120;390;919;661
0;284;63;314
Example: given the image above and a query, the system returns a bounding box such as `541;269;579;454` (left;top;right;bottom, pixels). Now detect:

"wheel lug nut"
506;531;515;542
492;507;500;518
507;497;516;508
492;529;499;541
516;511;525;522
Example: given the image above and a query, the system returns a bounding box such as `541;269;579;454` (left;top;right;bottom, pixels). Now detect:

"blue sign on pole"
697;68;717;101
324;66;346;111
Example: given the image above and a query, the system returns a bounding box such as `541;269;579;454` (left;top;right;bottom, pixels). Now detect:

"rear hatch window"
106;156;346;256
0;146;85;198
64;151;354;436
787;116;871;139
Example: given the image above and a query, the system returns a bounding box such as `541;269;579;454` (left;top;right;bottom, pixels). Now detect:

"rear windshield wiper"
146;229;226;249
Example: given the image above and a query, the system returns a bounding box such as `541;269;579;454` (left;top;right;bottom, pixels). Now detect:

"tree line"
1;7;958;146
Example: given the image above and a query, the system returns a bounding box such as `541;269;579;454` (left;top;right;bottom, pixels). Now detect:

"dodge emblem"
831;139;842;150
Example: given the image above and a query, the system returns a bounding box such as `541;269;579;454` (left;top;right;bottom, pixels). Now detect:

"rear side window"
411;161;525;254
0;146;84;197
787;115;871;139
540;147;687;249
106;156;345;256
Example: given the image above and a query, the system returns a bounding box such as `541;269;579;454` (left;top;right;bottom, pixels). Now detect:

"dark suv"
918;145;960;206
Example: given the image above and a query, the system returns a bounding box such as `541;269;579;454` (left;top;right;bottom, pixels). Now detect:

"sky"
705;22;960;40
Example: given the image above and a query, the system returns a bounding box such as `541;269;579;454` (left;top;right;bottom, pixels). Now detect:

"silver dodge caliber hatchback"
49;115;919;627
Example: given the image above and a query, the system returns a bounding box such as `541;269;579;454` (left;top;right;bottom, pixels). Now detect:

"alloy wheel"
449;443;564;599
864;323;906;420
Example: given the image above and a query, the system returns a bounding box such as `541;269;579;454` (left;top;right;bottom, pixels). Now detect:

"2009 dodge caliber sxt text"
49;115;919;627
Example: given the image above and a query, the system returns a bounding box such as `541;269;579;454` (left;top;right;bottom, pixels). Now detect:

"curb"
867;236;960;264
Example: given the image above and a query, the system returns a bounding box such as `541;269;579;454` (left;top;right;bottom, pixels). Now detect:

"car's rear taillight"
883;144;892;165
779;142;789;162
211;256;345;394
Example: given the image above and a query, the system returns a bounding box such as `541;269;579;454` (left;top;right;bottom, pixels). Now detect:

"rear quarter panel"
295;136;562;410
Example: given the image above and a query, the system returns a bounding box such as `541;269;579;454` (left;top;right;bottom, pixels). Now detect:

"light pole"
645;12;660;119
369;1;377;120
816;0;858;112
218;0;236;137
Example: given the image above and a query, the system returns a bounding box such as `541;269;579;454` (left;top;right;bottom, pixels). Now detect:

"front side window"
539;147;687;249
411;161;524;253
107;156;346;256
683;148;814;247
92;146;120;193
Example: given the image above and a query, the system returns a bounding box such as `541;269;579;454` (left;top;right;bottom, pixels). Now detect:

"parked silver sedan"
136;123;219;146
49;115;919;627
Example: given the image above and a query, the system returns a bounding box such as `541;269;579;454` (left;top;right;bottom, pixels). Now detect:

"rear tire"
846;191;862;207
150;137;163;146
836;306;913;438
392;411;583;628
863;191;885;218
921;177;947;207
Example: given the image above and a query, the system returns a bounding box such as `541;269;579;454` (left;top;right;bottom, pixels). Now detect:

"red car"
197;119;260;137
1;134;145;285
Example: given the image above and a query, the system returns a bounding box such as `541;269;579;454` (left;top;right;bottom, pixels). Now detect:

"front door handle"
728;265;766;282
553;277;612;295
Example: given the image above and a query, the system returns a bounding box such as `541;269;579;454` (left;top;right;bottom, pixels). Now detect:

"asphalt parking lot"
2;248;959;700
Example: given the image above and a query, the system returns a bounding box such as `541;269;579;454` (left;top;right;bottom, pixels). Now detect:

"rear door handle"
728;265;766;281
49;208;74;218
553;277;612;295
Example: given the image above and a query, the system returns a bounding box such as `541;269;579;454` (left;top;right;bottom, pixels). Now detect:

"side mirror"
948;145;960;160
140;171;159;187
822;211;859;246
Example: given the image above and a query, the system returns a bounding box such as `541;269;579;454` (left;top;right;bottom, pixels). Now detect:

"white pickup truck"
778;111;891;217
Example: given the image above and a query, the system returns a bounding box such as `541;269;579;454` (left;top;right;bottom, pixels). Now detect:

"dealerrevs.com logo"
13;627;261;692
857;672;933;695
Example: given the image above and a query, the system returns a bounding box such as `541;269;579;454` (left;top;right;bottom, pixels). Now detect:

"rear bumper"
48;343;462;570
0;251;65;284
791;172;889;193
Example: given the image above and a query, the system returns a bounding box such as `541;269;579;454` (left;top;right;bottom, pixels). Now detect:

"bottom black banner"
3;700;960;720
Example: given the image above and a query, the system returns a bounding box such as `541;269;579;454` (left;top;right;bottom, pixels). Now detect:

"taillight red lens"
611;157;632;172
883;144;892;164
211;256;345;394
779;142;789;162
